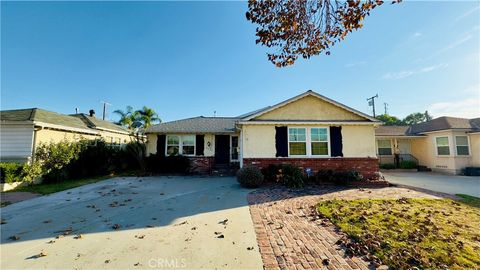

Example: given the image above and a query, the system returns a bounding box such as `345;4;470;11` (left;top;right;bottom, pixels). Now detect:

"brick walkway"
247;185;443;270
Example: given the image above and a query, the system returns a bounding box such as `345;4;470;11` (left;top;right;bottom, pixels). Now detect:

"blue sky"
1;1;479;122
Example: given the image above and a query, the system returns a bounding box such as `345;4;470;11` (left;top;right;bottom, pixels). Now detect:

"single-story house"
146;90;382;178
375;117;480;174
0;108;136;163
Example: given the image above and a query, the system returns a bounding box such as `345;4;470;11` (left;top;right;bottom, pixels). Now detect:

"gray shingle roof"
409;117;480;134
146;117;239;134
1;108;130;134
375;126;412;136
375;117;480;136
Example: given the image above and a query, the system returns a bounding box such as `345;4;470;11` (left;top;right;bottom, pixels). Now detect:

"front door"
215;135;230;165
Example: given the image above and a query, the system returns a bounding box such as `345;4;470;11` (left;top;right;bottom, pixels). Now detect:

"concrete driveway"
0;176;263;269
383;171;480;197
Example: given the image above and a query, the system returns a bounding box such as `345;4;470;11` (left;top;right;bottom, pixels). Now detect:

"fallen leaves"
9;235;20;241
112;224;121;230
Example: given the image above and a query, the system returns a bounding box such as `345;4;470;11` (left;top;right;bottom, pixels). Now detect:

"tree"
136;106;161;129
376;114;404;125
403;112;430;125
246;0;400;67
113;106;140;129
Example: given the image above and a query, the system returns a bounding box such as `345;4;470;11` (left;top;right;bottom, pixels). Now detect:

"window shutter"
196;135;205;156
275;126;288;157
157;135;166;157
330;126;343;157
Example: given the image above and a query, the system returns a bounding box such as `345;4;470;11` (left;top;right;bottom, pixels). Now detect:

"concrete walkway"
383;171;480;197
1;176;263;269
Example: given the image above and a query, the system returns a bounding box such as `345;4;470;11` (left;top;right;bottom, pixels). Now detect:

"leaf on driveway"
174;221;188;226
74;234;83;239
9;235;20;241
218;219;229;225
135;234;145;239
112;224;121;230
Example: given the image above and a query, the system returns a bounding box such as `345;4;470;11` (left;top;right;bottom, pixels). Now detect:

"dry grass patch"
317;198;480;270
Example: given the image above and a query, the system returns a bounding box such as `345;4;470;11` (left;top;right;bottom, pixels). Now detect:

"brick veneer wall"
189;157;214;174
243;157;379;179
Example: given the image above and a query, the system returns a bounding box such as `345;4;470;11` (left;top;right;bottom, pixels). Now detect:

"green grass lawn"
317;198;480;270
456;194;480;208
9;172;136;195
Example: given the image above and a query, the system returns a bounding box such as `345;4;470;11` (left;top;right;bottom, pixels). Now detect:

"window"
377;139;392;155
455;136;469;155
310;128;328;155
436;137;450;155
231;136;239;161
289;128;306;155
181;135;195;155
166;135;195;156
167;135;180;155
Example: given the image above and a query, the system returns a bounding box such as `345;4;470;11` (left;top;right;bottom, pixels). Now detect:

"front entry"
215;135;230;165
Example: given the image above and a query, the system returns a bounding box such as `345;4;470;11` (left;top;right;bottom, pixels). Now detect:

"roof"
375;117;480;136
146;117;239;134
409;117;480;134
375;126;412;136
241;90;380;122
71;114;130;134
1;108;131;135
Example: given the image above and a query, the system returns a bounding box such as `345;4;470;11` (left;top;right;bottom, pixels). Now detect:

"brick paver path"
247;185;443;270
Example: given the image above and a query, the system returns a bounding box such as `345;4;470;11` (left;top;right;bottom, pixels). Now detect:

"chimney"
89;109;95;117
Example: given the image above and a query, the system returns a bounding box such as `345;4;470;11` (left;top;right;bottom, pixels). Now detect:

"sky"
1;1;479;123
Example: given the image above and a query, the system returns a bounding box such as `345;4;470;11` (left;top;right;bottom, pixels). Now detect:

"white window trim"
287;127;330;157
435;136;450;157
165;134;196;157
454;135;470;156
377;139;393;156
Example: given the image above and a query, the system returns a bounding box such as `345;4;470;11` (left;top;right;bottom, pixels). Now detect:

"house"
0;108;136;163
375;117;480;174
145;90;382;178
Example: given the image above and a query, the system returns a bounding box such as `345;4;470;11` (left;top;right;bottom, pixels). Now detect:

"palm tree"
113;106;139;129
136;106;161;129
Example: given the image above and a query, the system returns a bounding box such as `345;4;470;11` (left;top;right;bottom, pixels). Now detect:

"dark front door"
215;135;230;165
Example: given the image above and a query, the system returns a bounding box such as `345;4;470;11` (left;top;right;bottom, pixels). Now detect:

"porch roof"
145;116;239;134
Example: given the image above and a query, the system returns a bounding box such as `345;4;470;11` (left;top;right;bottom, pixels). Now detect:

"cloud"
383;63;448;80
428;97;480;119
345;61;367;68
455;6;480;22
436;34;473;54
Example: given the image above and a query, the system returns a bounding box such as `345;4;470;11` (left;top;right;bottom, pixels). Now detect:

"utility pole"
366;94;378;117
101;101;112;120
384;103;388;115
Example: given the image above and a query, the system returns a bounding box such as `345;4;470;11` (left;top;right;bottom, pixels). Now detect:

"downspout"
239;126;244;168
31;125;42;164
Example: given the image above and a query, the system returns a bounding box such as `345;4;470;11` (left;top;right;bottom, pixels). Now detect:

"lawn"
317;198;480;270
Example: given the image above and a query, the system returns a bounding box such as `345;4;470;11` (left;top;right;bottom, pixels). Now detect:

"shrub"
35;140;83;183
316;169;364;185
315;169;334;183
145;154;191;174
237;166;264;188
262;164;281;182
0;163;25;183
380;163;396;170
278;164;306;188
399;160;417;169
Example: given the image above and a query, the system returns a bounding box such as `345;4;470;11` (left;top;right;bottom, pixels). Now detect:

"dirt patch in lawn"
317;198;480;269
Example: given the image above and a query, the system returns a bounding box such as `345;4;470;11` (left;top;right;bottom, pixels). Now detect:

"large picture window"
310;128;328;155
288;128;306;155
377;139;392;155
166;135;195;156
436;137;450;156
455;136;469;156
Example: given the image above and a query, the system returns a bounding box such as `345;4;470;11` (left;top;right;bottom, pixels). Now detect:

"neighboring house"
0;108;136;163
375;117;480;174
146;90;382;178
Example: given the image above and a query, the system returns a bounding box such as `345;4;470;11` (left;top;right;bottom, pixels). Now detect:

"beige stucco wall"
255;95;365;121
470;133;480;166
35;128;135;148
409;130;476;174
241;124;376;158
342;125;376;157
241;125;277;158
146;134;158;155
35;129;99;146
